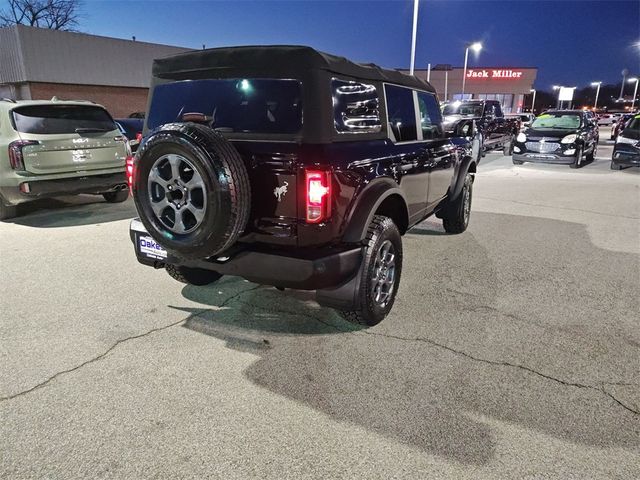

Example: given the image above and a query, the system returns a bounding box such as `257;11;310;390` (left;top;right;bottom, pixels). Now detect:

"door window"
384;85;417;142
417;92;444;140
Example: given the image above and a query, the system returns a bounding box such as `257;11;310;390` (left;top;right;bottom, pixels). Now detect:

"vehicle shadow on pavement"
5;195;137;228
178;212;639;467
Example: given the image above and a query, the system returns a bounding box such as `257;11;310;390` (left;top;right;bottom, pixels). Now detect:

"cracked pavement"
1;136;639;479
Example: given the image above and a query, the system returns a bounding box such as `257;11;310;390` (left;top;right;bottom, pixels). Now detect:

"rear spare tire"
133;123;250;260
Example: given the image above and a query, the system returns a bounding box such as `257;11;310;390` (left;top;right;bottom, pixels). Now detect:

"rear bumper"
0;172;127;205
129;219;363;290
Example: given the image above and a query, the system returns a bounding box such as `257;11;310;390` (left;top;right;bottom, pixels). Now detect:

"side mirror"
453;120;475;138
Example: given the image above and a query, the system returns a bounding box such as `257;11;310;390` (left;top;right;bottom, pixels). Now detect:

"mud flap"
315;247;365;311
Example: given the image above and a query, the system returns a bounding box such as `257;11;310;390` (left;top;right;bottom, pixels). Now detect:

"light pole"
409;0;420;75
619;69;629;101
553;85;561;109
529;89;536;113
629;78;639;111
461;42;482;98
590;81;601;110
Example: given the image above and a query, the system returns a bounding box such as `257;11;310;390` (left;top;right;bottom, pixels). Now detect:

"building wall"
28;82;149;118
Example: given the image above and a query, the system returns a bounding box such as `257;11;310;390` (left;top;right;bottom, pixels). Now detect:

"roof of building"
0;25;192;88
153;45;436;92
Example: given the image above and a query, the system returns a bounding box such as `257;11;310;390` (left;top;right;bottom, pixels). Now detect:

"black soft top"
153;45;435;92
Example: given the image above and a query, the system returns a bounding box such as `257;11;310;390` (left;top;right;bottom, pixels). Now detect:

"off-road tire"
103;190;129;203
570;148;584;169
0;197;17;221
133;123;250;260
442;172;473;234
165;264;222;286
339;215;402;327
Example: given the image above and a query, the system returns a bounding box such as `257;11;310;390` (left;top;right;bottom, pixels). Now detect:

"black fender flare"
450;155;477;201
342;178;408;243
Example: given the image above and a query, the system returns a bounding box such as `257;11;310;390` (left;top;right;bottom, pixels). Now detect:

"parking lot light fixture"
627;78;639;110
591;81;602;110
529;88;536;113
461;42;483;97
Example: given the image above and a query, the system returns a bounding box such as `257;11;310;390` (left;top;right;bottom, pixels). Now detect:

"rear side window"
332;79;381;133
417;92;443;140
384;85;417;142
12;105;116;134
147;79;302;134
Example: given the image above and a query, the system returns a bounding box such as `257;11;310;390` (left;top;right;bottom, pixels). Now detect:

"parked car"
442;99;520;157
507;113;535;127
611;114;640;170
512;110;599;168
0;98;130;219
610;113;634;140
115;118;144;152
597;113;616;126
128;46;479;326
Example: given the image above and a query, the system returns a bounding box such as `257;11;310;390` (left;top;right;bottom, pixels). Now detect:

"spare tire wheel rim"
147;153;207;234
372;240;396;308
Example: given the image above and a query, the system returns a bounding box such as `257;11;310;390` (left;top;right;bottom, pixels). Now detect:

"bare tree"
0;0;81;31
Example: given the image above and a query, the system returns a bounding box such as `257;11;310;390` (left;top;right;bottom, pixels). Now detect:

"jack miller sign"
466;69;524;79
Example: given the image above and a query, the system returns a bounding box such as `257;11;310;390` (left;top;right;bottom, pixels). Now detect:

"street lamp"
409;0;420;75
529;89;536;113
553;85;561;109
461;42;482;98
628;77;639;111
591;81;602;110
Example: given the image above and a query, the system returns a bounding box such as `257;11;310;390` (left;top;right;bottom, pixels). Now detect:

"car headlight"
560;134;577;144
516;132;527;142
616;136;640;146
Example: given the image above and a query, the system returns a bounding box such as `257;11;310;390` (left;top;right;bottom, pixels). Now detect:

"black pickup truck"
442;99;520;157
128;46;478;326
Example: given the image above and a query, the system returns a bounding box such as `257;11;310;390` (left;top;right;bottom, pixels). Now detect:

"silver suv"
0;98;130;219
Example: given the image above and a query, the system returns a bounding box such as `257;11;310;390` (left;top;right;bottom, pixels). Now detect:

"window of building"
384;84;417;142
417;91;443;140
332;79;381;134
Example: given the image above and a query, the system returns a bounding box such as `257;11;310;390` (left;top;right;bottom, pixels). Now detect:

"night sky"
78;0;639;90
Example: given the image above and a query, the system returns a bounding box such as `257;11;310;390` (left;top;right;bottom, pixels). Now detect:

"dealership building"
404;65;538;113
0;25;191;117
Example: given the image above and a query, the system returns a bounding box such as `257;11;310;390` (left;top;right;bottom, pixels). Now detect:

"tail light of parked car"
126;155;135;194
8;140;39;171
136;133;143;143
305;169;331;223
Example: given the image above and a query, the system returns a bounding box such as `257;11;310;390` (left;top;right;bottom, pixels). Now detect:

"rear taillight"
126;155;135;194
135;133;143;143
8;140;39;171
305;170;331;223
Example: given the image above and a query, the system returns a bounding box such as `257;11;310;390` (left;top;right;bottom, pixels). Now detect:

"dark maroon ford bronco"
129;46;478;325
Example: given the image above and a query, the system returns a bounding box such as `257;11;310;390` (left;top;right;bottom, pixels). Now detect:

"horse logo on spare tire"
273;181;289;202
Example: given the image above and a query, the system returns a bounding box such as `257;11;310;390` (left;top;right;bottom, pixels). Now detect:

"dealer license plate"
137;234;167;260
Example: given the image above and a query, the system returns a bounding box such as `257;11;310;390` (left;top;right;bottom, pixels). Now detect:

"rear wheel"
0;196;17;221
102;190;129;203
610;161;623;170
503;135;514;156
165;264;222;286
442;172;473;234
339;215;402;327
512;158;524;165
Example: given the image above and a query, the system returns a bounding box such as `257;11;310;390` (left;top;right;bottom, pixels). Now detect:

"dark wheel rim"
147;154;207;234
371;240;396;307
463;177;471;226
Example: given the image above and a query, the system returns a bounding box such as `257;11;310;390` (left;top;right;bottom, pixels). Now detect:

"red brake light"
305;170;331;223
8;140;39;171
126;155;135;194
136;133;142;143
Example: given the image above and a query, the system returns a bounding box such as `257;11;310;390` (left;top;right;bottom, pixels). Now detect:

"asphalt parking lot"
1;130;639;479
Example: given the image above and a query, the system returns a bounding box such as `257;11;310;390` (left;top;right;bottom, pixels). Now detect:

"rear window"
147;79;302;134
12;105;116;134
